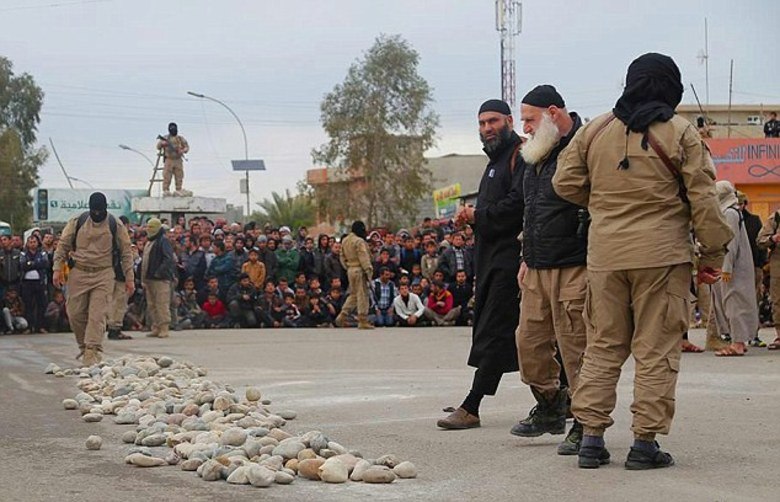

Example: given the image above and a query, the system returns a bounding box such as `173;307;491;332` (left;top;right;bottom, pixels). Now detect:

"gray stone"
157;356;174;368
393;461;417;478
126;453;166;467
199;459;225;481
245;387;262;402
362;466;396;483
350;459;372;481
277;409;297;420
85;435;102;450
226;466;250;485
121;431;138;444
82;413;103;423
319;457;348;483
247;465;275;487
62;399;78;410
274;471;295;485
220;427;248;447
44;363;60;374
181;458;203;471
141;434;167;447
272;441;305;460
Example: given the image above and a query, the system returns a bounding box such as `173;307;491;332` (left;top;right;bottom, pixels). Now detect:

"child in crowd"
282;292;301;327
202;292;229;329
44;289;69;333
1;287;28;333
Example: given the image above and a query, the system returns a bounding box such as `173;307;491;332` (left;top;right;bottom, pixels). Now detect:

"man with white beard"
509;85;589;456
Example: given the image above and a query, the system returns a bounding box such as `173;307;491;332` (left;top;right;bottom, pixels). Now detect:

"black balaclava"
89;192;108;223
168;122;178;136
613;53;683;169
351;221;367;240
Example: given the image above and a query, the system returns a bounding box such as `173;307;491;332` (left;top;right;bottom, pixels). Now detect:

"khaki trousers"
572;263;690;440
341;267;370;316
163;158;184;191
517;266;587;398
107;280;127;329
144;280;171;332
66;267;114;352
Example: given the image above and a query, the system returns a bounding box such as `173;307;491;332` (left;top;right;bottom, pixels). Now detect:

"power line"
0;0;112;12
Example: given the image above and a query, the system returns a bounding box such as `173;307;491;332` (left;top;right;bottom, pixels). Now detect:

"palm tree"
253;189;315;229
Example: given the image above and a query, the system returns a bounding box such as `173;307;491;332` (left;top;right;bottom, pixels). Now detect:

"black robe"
468;132;524;374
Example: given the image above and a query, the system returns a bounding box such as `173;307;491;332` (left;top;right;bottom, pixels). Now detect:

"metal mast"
495;1;522;110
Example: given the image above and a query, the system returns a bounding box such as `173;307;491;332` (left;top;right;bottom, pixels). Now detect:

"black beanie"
521;85;565;108
478;99;512;116
351;220;367;238
89;192;107;211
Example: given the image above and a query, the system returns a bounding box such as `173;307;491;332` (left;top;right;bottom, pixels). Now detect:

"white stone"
85;435;102;450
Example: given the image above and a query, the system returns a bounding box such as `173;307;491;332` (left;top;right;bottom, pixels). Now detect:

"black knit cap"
478;99;512;116
521;85;565;108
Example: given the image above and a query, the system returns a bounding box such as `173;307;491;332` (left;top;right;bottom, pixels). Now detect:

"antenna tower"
495;1;522;110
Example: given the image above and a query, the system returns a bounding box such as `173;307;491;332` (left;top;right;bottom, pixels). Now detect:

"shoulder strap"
585;113;617;152
646;132;689;204
72;212;91;251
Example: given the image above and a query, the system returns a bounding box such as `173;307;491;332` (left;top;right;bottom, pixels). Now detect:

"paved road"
1;327;778;501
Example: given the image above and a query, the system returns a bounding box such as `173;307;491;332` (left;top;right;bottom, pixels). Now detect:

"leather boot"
510;388;567;437
157;326;170;339
82;347;101;366
436;407;481;429
357;315;374;330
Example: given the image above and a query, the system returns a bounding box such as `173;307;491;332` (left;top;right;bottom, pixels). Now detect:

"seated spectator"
373;249;399;280
449;270;473;326
257;280;284;328
177;279;205;329
282;292;301;327
241;247;266;290
409;263;424;284
393;283;426;327
1;287;28;333
307;276;323;297
202;292;229;329
439;233;473;284
301;294;331;327
198;276;221;305
207;241;236;299
293;286;309;311
421;241;439;280
398;236;422;275
275;277;294;300
432;269;448;289
324;287;345;323
372;267;396;327
44;289;69;333
227;273;259;328
293;271;308;292
411;281;426;301
424;280;459;326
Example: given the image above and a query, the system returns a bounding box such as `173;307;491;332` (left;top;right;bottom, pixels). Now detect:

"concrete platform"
131;196;226;214
1;327;778;502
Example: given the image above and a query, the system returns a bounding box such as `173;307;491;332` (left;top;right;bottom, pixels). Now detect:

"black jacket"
145;233;176;281
522;113;587;269
742;209;766;268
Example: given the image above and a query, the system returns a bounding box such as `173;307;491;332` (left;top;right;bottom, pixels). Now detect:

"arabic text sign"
433;183;461;219
34;188;147;222
707;138;780;184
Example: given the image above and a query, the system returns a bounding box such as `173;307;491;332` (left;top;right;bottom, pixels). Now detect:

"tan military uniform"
54;216;134;362
756;211;780;336
553;113;733;440
107;280;128;330
337;232;374;327
518;266;587;398
141;240;171;338
156;134;189;192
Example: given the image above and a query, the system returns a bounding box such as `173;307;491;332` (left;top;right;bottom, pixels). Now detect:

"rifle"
157;134;186;161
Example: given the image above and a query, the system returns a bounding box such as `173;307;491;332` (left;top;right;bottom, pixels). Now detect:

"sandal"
715;345;745;357
681;341;704;353
768;338;780;351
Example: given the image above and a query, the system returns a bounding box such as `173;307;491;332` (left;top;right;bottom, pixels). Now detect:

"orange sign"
707;138;780;184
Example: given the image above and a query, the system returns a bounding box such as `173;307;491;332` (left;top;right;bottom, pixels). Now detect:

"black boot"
107;328;119;340
510;388;567;437
625;442;675;470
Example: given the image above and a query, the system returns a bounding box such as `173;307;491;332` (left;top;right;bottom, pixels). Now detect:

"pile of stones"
47;356;417;487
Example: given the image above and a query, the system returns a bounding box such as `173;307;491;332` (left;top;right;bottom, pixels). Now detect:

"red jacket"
202;299;227;318
427;290;453;315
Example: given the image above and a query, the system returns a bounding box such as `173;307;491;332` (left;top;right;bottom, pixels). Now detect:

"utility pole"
495;1;522;110
727;59;734;138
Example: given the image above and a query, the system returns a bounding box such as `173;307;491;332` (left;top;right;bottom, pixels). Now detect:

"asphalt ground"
1;327;778;502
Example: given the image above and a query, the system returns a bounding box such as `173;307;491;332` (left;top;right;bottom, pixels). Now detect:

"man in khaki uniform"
335;221;374;330
53;192;134;365
156;122;190;197
756;209;780;350
141;218;175;338
553;53;733;470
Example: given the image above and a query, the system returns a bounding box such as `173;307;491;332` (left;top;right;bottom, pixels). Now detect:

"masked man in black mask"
156;122;190;197
53;192;135;365
437;99;525;430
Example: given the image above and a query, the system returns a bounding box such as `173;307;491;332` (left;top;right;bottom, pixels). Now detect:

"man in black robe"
436;99;524;429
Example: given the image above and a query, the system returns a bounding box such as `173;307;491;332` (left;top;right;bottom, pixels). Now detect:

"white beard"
520;113;561;165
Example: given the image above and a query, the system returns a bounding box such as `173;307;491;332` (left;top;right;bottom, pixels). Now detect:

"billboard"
33;188;147;223
708;138;780;185
433;183;462;219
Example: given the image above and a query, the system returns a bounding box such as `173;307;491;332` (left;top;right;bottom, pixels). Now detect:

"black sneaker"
557;421;583;455
578;445;611;468
625;444;675;470
510;405;566;437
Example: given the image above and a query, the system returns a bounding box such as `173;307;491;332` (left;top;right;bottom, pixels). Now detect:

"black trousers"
21;280;47;332
471;367;504;396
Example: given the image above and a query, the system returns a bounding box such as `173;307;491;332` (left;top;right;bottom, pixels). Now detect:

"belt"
74;263;112;273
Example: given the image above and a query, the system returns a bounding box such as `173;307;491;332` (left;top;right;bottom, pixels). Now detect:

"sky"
2;0;778;212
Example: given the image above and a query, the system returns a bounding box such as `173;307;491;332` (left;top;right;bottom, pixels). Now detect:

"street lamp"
118;144;156;167
187;90;251;218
